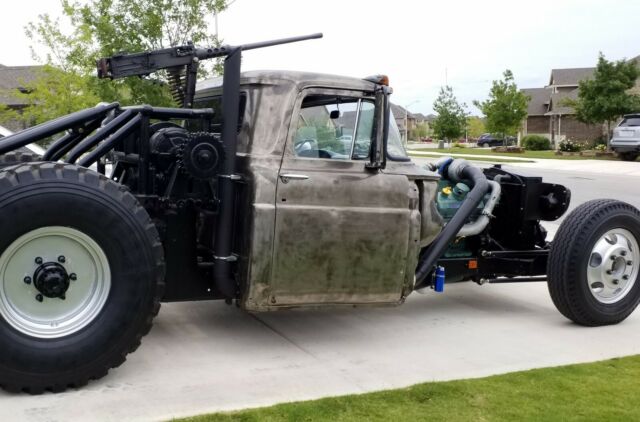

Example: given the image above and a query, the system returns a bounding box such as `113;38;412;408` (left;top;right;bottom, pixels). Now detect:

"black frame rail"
0;103;214;193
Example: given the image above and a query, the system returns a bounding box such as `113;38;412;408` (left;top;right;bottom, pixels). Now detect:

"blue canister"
434;266;445;293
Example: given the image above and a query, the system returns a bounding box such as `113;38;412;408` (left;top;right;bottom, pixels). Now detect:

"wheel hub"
0;226;111;339
33;262;70;299
587;229;639;304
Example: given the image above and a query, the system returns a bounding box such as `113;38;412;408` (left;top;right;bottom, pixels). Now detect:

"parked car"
476;133;515;148
611;114;640;161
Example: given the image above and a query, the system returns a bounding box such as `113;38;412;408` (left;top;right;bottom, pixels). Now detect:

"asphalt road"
2;159;640;422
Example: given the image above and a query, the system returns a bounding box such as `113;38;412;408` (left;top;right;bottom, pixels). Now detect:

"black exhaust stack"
212;47;243;298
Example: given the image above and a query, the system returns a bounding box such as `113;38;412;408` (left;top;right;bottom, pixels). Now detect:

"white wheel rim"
586;228;639;304
0;227;111;339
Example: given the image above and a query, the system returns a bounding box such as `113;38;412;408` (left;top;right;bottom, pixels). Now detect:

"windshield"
387;117;409;161
620;117;640;127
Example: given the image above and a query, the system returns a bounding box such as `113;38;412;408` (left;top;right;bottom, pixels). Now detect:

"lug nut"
35;257;43;265
23;276;31;285
622;275;629;281
35;294;43;303
58;255;66;264
610;255;617;261
612;279;619;285
621;251;627;257
606;270;612;275
628;261;634;266
69;273;77;281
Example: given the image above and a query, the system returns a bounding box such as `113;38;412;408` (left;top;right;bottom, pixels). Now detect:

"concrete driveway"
2;284;639;422
2;160;640;422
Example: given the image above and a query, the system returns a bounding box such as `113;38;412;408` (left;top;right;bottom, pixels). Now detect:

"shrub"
595;144;607;152
522;135;551;151
559;139;582;152
582;135;608;150
592;135;607;147
452;142;466;148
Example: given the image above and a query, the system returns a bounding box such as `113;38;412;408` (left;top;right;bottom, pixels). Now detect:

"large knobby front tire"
0;162;165;393
0;152;42;169
548;199;640;326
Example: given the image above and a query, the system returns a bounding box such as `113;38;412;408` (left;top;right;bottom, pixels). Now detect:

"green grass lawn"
408;146;634;161
407;151;533;164
181;355;640;422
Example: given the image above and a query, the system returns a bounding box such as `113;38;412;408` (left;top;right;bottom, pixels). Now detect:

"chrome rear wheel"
587;228;639;304
548;199;640;326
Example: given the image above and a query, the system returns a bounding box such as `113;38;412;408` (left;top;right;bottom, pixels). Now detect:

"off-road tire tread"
0;162;165;394
548;199;640;326
0;152;41;168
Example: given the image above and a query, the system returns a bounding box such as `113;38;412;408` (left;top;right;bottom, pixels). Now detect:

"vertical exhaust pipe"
213;47;242;298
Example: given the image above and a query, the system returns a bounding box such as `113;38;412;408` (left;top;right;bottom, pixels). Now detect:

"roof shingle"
521;87;551;116
0;65;43;106
548;67;594;86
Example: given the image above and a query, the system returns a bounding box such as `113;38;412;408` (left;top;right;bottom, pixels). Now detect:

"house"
390;103;414;141
521;67;602;144
390;103;432;141
0;64;43;132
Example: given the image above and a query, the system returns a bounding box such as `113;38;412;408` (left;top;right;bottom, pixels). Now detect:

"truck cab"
194;71;441;310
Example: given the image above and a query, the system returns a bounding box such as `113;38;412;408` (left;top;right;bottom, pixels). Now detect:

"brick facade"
524;115;601;142
526;116;549;134
557;116;602;141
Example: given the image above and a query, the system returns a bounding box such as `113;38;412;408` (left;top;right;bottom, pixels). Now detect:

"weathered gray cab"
196;71;441;310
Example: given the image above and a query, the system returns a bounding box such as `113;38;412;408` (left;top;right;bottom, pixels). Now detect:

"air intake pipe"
414;158;489;290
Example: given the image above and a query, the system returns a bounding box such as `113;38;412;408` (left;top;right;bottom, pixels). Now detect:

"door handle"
280;173;309;183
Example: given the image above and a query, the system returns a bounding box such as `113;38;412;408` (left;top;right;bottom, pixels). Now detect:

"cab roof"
196;70;378;94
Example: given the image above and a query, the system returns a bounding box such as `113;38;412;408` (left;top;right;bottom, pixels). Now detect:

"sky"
1;0;639;115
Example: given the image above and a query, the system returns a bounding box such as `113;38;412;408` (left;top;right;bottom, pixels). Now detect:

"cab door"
270;88;415;306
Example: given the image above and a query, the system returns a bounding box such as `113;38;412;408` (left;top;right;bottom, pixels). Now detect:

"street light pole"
404;109;408;145
403;100;420;145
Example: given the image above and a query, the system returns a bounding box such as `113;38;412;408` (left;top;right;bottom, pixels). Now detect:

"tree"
474;70;528;140
1;0;226;128
1;65;100;126
410;122;430;140
431;86;467;141
466;116;486;138
566;53;640;148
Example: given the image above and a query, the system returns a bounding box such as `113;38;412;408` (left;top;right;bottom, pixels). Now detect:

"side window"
293;95;374;160
353;101;374;160
190;94;247;132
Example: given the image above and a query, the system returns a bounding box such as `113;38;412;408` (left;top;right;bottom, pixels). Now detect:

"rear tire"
618;152;639;162
0;162;165;393
548;199;640;326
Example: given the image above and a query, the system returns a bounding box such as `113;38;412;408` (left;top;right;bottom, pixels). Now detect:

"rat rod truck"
0;33;638;393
